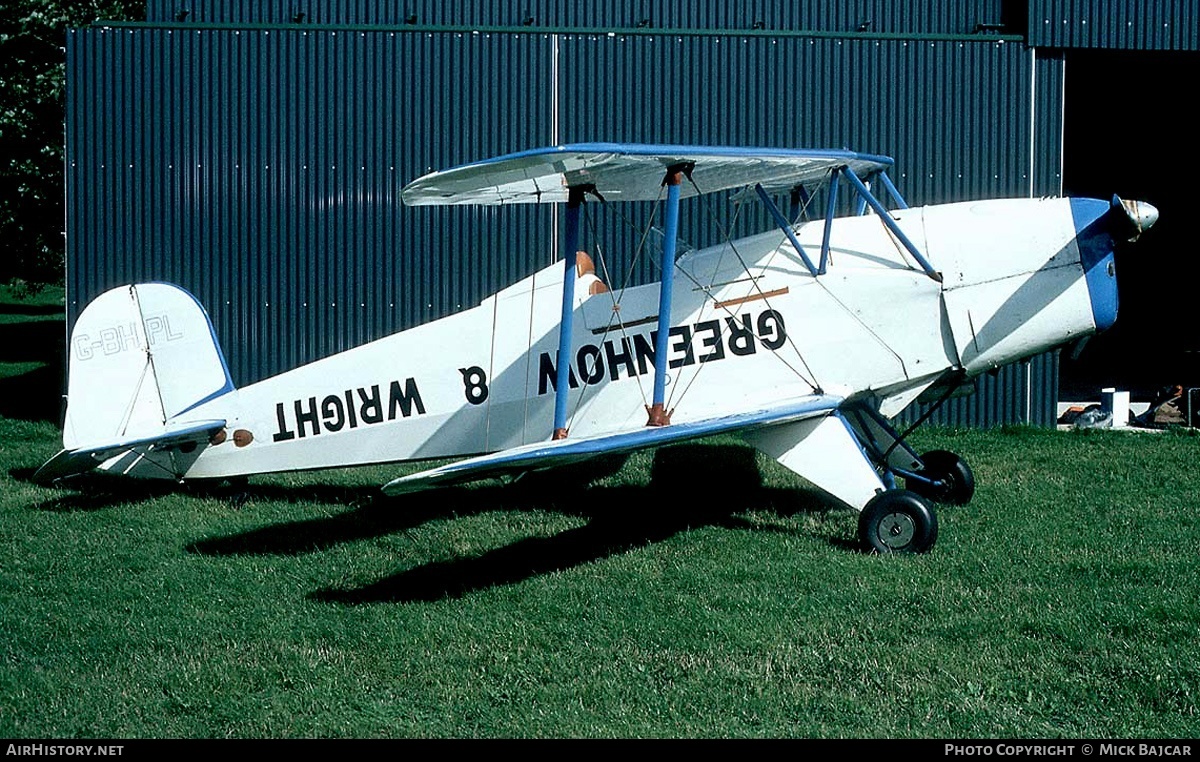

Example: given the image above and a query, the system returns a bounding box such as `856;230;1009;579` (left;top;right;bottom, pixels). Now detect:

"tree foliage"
0;0;144;288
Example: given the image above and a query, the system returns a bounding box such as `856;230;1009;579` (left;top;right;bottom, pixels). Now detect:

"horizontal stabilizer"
402;143;893;207
381;395;842;496
33;419;226;484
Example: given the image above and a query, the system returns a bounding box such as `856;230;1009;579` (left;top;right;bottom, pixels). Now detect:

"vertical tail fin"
62;283;234;451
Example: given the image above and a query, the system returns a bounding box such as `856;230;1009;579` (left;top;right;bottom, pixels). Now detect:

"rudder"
62;283;234;451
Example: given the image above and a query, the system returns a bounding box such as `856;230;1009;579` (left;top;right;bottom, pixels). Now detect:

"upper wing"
380;394;843;496
401;143;893;206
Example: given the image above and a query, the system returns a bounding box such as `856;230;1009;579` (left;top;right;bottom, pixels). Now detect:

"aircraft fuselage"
173;196;1114;479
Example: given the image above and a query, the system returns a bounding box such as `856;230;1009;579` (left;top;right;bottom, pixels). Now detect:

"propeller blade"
1067;335;1091;361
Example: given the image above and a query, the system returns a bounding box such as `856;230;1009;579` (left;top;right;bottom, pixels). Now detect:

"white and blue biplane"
35;143;1159;553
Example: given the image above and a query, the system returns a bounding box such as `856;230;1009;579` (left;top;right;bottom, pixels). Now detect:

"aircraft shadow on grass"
16;441;844;602
302;445;849;605
18;442;840;602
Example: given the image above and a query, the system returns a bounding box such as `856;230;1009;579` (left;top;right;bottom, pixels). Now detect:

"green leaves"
0;0;143;286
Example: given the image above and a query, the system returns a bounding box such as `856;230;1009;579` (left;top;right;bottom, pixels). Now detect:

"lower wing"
381;394;843;496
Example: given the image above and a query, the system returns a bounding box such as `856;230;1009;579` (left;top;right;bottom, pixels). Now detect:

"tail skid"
35;283;235;483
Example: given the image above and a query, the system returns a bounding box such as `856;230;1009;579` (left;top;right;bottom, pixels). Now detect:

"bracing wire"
662;174;825;413
558;173;849;429
562;193;666;430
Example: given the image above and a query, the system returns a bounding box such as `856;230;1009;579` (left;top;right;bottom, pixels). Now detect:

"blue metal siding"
66;27;555;383
1028;0;1200;50
1032;49;1066;196
551;33;1037;288
144;1;1011;35
67;24;1062;425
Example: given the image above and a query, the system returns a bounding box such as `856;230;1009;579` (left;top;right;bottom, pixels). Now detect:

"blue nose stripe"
1070;198;1119;332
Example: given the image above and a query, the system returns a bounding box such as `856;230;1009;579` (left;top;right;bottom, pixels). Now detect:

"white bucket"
1101;388;1130;428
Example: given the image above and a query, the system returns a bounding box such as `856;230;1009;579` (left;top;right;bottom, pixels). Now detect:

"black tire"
908;449;975;506
858;490;938;554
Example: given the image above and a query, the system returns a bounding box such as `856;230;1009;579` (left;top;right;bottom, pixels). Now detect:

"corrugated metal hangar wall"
63;1;1198;428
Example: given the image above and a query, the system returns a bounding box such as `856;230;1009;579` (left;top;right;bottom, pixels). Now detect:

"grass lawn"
1;285;1198;738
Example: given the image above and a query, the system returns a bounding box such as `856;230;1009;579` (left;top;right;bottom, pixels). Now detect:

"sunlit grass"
3;416;1199;738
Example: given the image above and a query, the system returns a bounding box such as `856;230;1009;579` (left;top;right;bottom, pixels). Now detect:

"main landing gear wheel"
858;490;938;554
908;449;975;506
